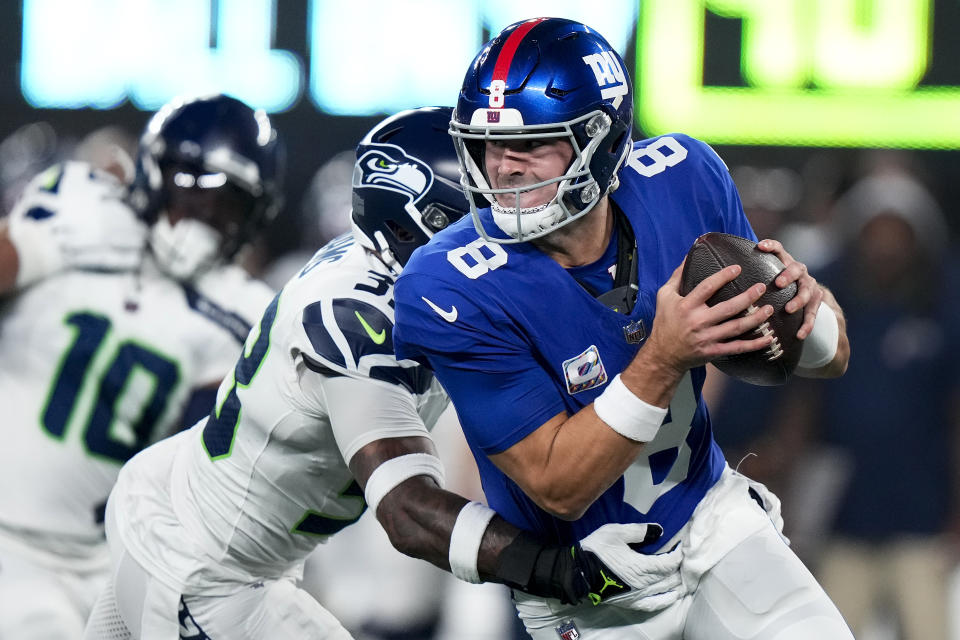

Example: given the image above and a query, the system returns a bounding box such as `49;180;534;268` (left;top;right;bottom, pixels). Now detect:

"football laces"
746;304;784;361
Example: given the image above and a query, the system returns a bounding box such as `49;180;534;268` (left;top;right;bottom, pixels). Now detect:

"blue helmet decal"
353;143;434;205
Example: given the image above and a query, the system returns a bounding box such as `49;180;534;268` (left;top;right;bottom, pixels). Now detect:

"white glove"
8;165;147;288
580;522;686;612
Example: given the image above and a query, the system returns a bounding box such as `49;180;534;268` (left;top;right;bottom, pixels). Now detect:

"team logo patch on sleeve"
562;345;607;395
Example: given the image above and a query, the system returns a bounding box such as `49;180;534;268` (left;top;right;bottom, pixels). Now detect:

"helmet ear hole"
421;203;453;232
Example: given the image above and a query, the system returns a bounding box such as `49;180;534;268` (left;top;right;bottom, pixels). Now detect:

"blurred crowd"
715;150;960;640
2;119;959;640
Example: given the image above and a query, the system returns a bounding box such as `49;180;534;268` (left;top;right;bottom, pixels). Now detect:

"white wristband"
448;501;496;583
364;453;445;516
593;374;668;442
797;301;839;369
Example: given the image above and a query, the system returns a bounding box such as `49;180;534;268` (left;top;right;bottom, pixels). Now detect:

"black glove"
494;523;663;605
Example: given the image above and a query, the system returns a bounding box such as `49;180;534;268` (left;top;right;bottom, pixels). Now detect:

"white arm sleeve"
364;453;445;515
797;301;840;370
449;501;497;583
315;372;432;463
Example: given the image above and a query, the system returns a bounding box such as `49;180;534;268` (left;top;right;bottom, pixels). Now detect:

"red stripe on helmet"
491;17;547;84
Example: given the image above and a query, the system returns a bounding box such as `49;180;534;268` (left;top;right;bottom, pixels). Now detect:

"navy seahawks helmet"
451;17;633;243
352;106;468;270
129;94;284;270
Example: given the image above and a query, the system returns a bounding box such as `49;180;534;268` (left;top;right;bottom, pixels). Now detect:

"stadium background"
4;1;960;263
1;2;959;639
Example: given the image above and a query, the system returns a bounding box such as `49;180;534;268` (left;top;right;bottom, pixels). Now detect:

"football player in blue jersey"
392;18;853;640
81;108;685;640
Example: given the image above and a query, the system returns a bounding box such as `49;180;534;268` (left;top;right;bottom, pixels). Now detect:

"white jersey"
110;234;449;593
0;162;274;564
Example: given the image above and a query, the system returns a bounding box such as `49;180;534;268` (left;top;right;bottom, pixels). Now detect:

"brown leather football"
679;232;803;385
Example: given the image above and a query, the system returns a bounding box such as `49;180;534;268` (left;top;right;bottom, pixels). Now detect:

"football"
679;232;803;385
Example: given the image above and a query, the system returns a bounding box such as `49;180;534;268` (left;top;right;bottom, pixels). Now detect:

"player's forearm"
490;409;649;520
376;477;529;575
490;341;687;519
374;477;625;605
350;435;518;569
519;350;682;518
619;341;688;408
375;476;467;569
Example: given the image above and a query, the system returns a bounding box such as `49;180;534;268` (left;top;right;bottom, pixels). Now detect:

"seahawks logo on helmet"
352;144;434;204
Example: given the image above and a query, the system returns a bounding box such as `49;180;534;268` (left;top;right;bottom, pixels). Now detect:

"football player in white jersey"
0;94;280;639
82;107;685;640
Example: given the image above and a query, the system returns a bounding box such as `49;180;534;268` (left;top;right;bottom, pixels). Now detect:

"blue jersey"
394;134;756;547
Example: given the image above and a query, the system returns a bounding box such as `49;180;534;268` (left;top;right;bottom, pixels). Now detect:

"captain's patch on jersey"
562;345;607;395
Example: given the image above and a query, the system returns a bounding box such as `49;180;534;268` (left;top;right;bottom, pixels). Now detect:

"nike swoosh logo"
421;296;458;323
355;311;386;344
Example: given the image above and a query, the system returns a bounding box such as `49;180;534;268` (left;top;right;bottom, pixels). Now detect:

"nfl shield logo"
623;319;647;344
555;620;580;640
487;110;501;123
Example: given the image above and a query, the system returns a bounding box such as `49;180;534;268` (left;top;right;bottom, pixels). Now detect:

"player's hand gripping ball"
680;233;803;385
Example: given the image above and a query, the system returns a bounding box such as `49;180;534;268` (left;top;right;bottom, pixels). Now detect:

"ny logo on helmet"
582;51;628;109
353;144;434;204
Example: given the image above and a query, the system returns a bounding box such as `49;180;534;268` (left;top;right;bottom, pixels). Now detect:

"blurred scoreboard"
638;0;959;148
18;0;960;148
20;0;638;114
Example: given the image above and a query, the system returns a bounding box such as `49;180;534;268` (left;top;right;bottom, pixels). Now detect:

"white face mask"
490;201;566;239
148;214;223;281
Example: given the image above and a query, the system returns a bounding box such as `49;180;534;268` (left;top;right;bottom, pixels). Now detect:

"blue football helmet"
352;106;468;271
129;94;284;279
451;17;634;243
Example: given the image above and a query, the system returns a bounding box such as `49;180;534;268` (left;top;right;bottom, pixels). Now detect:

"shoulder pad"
630;133;725;169
296;233;357;279
286;242;430;393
